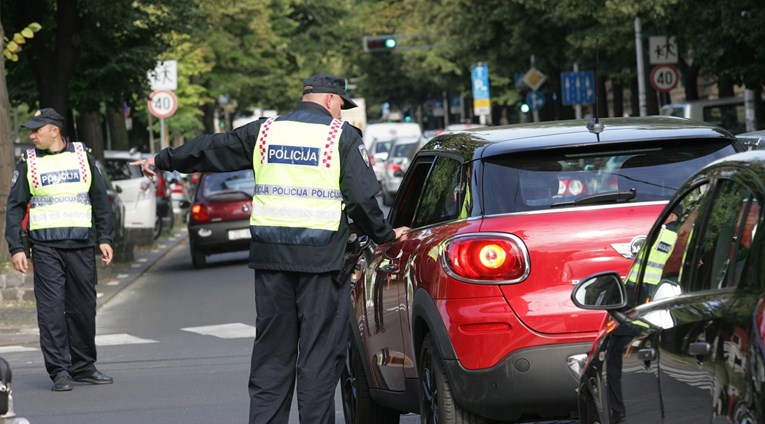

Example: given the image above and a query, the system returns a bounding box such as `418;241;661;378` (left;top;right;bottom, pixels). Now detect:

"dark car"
571;149;765;424
185;169;254;268
341;116;745;423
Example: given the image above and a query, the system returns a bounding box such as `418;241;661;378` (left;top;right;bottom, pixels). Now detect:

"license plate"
228;228;251;240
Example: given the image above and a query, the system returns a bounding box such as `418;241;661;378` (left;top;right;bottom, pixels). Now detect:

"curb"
0;229;189;348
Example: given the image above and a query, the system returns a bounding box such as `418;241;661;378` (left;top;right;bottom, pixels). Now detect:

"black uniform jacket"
154;101;395;273
5;140;115;255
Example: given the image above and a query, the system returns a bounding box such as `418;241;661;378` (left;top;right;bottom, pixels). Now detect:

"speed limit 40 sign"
148;89;178;119
650;65;679;93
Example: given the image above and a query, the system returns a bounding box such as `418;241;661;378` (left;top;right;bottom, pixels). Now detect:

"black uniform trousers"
248;270;351;424
32;244;98;381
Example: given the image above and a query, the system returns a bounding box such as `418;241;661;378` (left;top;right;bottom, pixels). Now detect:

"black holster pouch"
334;233;365;287
0;357;11;415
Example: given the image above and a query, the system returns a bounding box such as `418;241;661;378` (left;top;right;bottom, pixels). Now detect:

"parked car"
661;96;749;135
380;135;422;206
341;116;745;423
571;149;765;424
369;138;392;184
149;157;174;238
103;150;158;246
184;169;254;268
94;160;131;261
164;170;190;222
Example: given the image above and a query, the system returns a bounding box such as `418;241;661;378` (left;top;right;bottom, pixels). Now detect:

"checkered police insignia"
358;145;370;167
11;170;19;188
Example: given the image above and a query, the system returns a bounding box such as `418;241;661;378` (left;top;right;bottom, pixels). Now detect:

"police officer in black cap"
5;108;115;392
132;73;407;423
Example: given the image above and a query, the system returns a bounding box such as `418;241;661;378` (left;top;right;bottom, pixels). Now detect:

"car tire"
341;334;400;424
578;388;603;424
191;247;206;269
152;214;162;240
382;190;395;206
419;333;487;424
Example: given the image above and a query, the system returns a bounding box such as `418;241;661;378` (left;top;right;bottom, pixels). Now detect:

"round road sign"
649;65;679;93
148;89;178;119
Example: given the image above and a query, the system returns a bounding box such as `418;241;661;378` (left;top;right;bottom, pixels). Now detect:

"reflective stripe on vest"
642;226;678;285
27;142;93;241
251;117;344;245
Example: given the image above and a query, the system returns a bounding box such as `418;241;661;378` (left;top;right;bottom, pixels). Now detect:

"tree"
0;15;12;263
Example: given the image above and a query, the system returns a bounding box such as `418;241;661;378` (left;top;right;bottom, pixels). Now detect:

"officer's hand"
11;251;28;274
393;226;409;239
129;157;157;179
100;243;113;265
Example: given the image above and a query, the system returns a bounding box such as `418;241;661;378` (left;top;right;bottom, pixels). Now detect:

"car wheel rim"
341;340;357;423
420;354;438;423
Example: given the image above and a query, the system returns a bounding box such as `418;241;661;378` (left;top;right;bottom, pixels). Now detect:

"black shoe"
72;370;113;385
52;374;73;392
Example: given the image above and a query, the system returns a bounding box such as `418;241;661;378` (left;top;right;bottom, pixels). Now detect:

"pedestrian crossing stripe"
0;346;37;354
0;323;255;353
181;323;256;339
95;333;158;346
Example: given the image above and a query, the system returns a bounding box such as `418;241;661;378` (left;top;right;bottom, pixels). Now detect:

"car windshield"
203;170;255;197
104;159;143;181
481;140;738;214
371;140;391;155
390;140;419;158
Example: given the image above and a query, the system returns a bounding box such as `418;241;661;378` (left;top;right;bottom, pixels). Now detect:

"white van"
362;122;422;149
661;97;746;134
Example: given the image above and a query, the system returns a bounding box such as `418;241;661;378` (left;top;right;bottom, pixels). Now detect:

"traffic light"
363;35;397;52
520;103;530;114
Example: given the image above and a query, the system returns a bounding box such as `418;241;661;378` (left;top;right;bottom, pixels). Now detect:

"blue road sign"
561;71;595;105
471;63;490;101
526;92;545;111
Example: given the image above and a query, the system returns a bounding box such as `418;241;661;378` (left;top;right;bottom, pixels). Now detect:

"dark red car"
184;169;254;268
341;117;744;423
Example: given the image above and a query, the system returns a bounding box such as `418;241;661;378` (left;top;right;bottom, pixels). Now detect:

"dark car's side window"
411;157;463;228
389;157;433;228
692;179;760;292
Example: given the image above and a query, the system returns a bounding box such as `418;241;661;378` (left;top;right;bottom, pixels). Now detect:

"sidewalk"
0;229;188;348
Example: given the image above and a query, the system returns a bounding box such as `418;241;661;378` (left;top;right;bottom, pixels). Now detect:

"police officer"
5;108;115;392
132;73;407;423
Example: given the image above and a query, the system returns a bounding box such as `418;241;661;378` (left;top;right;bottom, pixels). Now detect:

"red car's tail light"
442;233;529;284
190;204;210;223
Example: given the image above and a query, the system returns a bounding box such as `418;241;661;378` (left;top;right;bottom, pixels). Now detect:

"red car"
183;169;254;268
341;117;744;423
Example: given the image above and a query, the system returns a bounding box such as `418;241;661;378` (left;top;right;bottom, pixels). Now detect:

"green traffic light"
385;38;397;49
520;103;530;113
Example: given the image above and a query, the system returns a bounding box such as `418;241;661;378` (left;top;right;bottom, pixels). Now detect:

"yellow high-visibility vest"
26;142;93;241
251;117;344;246
626;225;678;286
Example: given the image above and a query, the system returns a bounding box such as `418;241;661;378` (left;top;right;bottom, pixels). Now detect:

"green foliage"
2;21;40;62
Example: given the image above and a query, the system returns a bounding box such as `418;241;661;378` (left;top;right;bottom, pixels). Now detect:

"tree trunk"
80;111;105;162
718;78;735;98
107;105;130;151
612;81;624;118
0;20;14;262
23;0;82;136
678;58;699;101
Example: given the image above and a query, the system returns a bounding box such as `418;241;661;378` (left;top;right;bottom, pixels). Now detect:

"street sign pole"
635;17;647;116
574;64;582;119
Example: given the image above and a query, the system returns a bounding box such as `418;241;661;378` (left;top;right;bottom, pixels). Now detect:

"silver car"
380;135;422;205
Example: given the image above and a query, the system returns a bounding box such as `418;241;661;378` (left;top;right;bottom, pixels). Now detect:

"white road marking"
96;333;158;346
181;323;256;339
